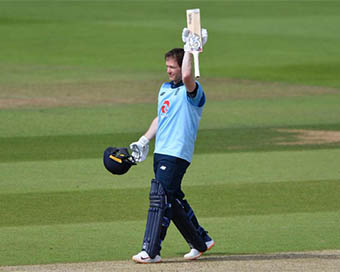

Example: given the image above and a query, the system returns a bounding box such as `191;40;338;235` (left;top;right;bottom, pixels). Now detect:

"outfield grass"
1;0;340;87
1;0;340;267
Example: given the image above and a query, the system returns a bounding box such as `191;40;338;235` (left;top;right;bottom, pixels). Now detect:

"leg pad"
142;179;167;258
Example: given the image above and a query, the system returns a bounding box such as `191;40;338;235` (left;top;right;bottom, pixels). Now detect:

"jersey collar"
170;80;184;89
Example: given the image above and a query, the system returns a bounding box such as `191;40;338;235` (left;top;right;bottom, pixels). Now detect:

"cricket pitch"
1;250;340;272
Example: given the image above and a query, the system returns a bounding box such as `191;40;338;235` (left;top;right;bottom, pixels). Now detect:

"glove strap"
139;135;150;147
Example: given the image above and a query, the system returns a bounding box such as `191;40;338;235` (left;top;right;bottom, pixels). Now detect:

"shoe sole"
184;252;202;260
132;257;162;264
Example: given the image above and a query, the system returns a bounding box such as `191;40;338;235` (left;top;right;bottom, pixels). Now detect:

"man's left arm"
182;51;196;93
181;27;208;95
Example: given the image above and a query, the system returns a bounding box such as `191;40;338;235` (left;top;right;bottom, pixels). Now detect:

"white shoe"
206;239;215;250
132;251;162;264
184;248;202;260
183;239;215;260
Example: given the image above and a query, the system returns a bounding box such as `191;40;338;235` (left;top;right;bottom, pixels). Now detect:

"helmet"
103;147;136;175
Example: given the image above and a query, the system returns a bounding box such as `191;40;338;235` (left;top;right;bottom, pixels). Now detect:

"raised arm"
181;27;208;93
182;52;196;93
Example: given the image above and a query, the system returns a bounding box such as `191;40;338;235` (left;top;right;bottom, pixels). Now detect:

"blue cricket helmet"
103;146;136;175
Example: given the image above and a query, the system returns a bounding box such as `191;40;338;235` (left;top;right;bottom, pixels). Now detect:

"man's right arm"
129;117;158;162
144;116;158;141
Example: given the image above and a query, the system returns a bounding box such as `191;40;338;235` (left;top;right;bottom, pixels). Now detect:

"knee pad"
172;199;207;252
142;179;168;258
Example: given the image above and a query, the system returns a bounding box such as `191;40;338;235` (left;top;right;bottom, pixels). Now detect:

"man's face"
166;57;182;83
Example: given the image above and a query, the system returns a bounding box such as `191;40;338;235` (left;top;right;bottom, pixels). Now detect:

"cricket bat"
186;8;202;79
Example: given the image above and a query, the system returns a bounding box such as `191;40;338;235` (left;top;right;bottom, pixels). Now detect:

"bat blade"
186;8;202;53
186;8;202;78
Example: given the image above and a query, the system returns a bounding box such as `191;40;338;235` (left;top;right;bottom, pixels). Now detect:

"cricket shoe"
184;239;215;260
132;251;162;264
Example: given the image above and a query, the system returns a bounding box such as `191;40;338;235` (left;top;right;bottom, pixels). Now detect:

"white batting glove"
182;27;208;52
182;27;191;52
202;28;208;46
182;27;190;43
129;136;149;162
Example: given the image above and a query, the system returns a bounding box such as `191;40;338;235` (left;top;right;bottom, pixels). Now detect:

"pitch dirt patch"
1;250;339;272
277;129;340;145
0;80;161;109
201;78;340;101
1;78;339;109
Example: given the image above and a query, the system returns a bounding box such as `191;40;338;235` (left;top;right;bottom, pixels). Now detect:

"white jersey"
154;81;206;163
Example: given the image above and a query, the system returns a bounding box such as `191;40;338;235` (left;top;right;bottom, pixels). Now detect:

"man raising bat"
130;18;211;264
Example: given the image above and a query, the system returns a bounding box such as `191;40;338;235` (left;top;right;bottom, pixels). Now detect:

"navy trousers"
153;153;190;201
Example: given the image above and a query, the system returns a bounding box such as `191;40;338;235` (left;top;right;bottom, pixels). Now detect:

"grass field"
1;0;340;267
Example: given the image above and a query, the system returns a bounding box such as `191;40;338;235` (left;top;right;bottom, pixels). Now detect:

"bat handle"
193;51;200;79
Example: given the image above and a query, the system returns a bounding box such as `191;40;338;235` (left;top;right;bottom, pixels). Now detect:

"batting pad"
142;179;167;258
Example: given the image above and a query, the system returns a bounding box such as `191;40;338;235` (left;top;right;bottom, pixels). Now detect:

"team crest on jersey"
161;100;170;115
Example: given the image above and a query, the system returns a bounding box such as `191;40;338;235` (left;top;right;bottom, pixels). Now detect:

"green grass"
1;179;339;227
1;211;339;265
2;124;340;164
1;0;340;267
1;1;340;86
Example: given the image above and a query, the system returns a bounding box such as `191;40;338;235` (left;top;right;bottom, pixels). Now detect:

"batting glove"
182;27;191;52
182;27;191;43
202;28;208;46
129;136;149;162
182;27;208;52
